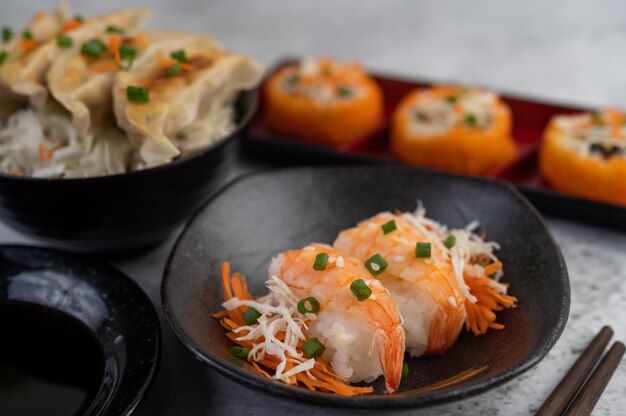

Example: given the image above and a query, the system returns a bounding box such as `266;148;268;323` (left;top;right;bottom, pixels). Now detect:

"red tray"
245;59;626;230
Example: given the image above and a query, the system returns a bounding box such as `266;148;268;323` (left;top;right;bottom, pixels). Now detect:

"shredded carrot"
19;39;39;54
482;260;503;277
26;74;37;84
464;274;517;336
155;53;176;68
89;60;116;73
107;35;123;67
216;262;373;396
59;19;82;34
9;167;22;177
38;144;53;162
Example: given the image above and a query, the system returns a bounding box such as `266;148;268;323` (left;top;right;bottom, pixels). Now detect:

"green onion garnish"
80;38;106;58
74;15;85;24
487;272;496;279
126;85;149;103
297;297;320;314
336;85;352;97
444;235;456;249
415;242;431;258
302;337;325;359
0;51;7;65
242;307;261;325
119;44;137;70
230;345;250;358
381;220;397;235
465;113;477;127
21;29;33;40
167;63;182;77
402;362;409;379
285;73;299;87
313;252;329;271
592;113;604;126
56;35;72;48
446;95;457;104
364;253;387;276
2;27;12;43
105;25;124;35
350;279;372;301
170;49;187;62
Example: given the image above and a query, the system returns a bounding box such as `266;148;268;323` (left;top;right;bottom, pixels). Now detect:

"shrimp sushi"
264;57;384;146
334;205;517;357
539;108;626;205
390;86;517;175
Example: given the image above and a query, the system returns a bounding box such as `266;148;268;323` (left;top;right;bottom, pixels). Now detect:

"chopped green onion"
313;252;329;271
402;362;409;379
446;95;457;104
297;297;320;314
230;345;250;358
0;51;7;65
364;253;387;276
350;279;372;301
381;219;397;235
119;44;137;70
336;84;352;97
2;27;12;43
170;49;187;62
21;29;33;40
415;242;431;258
444;235;456;249
74;15;85;24
105;25;124;35
285;73;299;87
80;38;106;58
242;307;261;325
126;85;149;103
465;113;477;127
592;113;604;126
302;337;325;359
487;272;497;279
56;35;72;48
167;63;182;77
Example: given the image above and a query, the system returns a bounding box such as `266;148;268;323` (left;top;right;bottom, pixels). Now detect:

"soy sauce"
0;302;104;416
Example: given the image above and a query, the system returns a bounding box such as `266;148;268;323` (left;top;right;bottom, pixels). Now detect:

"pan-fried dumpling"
112;33;264;167
0;1;72;117
46;9;151;135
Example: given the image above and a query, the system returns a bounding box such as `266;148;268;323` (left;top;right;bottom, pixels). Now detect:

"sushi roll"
390;86;517;175
264;57;384;146
334;206;517;357
539;108;626;205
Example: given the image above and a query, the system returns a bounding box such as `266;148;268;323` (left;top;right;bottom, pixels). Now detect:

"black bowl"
0;245;160;416
0;91;257;253
162;166;570;409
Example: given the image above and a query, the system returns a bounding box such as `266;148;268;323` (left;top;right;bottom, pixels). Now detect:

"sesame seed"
448;296;457;307
303;246;315;251
328;256;336;263
371;263;380;271
399;237;409;244
336;256;344;268
394;255;406;263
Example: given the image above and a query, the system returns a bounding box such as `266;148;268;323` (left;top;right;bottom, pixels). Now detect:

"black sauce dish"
0;90;257;253
162;166;570;409
0;245;160;416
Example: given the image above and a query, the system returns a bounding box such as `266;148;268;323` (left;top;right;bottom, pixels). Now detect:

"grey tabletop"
2;1;626;415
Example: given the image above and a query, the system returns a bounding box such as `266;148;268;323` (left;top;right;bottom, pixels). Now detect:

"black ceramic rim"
0;90;257;183
161;165;570;409
0;245;161;416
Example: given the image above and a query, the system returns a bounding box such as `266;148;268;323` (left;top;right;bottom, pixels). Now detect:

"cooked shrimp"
269;243;405;393
334;212;467;357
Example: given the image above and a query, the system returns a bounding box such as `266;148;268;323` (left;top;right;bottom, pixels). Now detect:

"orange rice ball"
390;86;517;176
264;58;384;146
539;108;626;205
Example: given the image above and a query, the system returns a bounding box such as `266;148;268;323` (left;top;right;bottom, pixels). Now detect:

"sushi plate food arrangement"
162;166;569;408
247;57;626;229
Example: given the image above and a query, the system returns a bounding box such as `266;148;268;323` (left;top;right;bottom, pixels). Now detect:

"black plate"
162;166;569;409
0;245;160;415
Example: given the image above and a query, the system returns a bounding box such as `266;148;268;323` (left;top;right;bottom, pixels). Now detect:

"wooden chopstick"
536;326;613;416
563;341;625;416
